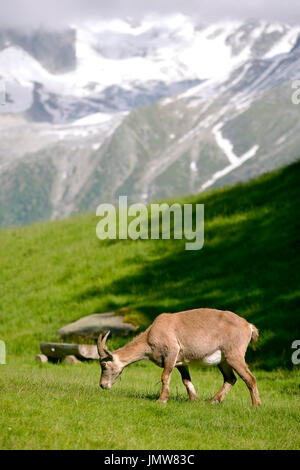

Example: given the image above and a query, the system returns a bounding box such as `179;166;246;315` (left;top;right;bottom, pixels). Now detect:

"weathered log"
63;355;81;365
40;342;99;360
35;354;48;363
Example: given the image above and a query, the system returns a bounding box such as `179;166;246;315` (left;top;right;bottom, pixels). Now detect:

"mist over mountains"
0;15;300;227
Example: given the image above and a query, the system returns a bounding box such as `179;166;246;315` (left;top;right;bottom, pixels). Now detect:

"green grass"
0;161;299;449
1;359;299;450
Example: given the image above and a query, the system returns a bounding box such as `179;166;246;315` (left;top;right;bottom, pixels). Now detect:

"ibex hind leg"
177;365;199;401
226;354;261;407
210;361;237;404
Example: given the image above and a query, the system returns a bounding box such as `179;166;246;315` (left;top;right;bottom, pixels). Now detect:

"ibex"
97;308;261;406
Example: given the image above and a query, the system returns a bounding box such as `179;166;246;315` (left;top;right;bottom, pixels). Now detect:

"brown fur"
97;308;261;406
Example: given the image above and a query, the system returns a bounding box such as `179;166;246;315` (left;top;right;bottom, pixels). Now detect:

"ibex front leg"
157;353;178;403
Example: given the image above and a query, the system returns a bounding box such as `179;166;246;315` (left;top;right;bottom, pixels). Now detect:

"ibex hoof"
157;398;168;403
210;399;220;405
190;395;199;401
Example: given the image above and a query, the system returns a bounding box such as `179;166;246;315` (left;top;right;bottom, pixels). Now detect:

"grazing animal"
97;308;261;406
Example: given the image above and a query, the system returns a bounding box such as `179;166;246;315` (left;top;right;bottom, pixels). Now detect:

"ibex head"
97;331;123;389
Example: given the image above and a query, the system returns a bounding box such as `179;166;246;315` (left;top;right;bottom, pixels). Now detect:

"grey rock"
35;354;48;363
57;312;137;341
63;355;81;365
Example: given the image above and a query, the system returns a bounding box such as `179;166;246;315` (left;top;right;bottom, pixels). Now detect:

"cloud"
1;0;300;29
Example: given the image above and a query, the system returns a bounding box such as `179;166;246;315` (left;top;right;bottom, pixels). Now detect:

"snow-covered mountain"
2;16;299;121
0;15;300;226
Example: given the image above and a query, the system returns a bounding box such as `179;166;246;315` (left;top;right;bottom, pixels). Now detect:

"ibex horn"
97;330;113;359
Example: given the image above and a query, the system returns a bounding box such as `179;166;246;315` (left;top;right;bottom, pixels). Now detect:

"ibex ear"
103;349;114;361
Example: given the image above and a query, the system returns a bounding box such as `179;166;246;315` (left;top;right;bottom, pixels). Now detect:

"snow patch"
212;122;239;164
161;97;174;106
72;112;113;126
201;145;259;190
264;27;300;58
190;161;197;172
92;142;101;151
265;23;286;34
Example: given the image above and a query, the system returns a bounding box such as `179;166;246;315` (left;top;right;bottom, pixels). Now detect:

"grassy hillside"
0;161;299;450
0;160;299;368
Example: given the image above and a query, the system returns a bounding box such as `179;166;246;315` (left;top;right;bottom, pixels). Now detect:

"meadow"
0;161;299;449
1;359;299;450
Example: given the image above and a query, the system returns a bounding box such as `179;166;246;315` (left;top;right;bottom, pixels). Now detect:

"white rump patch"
249;324;254;343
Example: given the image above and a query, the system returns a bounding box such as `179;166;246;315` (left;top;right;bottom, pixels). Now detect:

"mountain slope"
0;17;300;226
1;161;299;369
